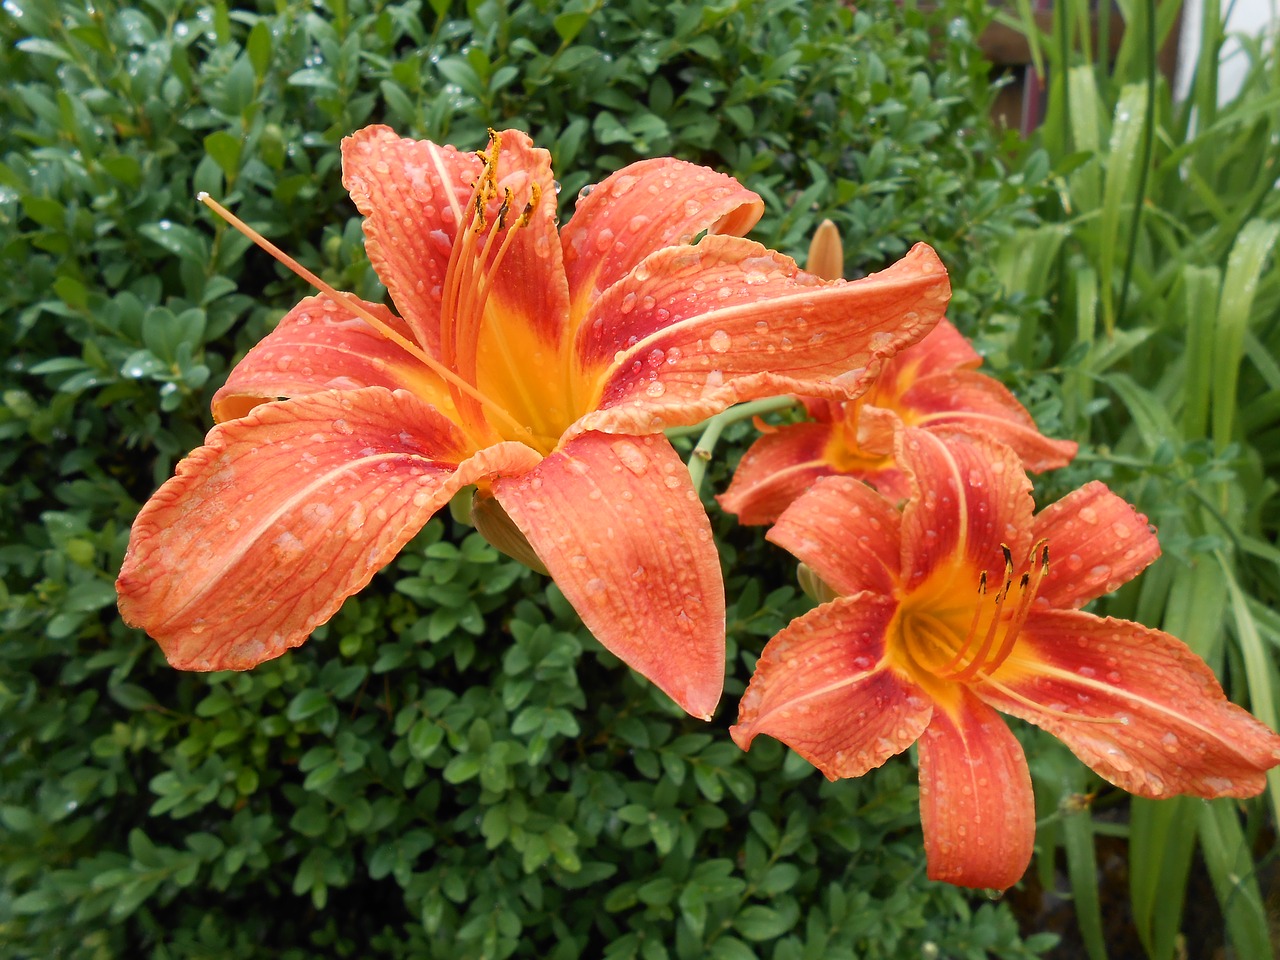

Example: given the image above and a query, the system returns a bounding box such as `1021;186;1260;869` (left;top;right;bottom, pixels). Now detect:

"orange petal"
879;318;980;390
117;388;542;670
1031;481;1160;609
980;610;1280;798
561;157;763;321
917;689;1035;890
342;125;480;354
851;402;900;458
572;240;950;436
492;432;725;719
895;429;1035;593
212;295;455;423
767;475;903;597
904;371;1077;472
716;421;838;526
731;594;932;779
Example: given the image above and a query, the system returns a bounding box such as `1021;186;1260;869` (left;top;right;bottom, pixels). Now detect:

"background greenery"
0;0;1273;957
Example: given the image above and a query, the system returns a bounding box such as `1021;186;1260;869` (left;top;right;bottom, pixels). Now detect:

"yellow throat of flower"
199;129;572;458
889;541;1124;725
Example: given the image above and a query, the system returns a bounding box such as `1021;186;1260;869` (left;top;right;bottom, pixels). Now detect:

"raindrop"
611;440;649;476
645;381;665;398
709;329;731;353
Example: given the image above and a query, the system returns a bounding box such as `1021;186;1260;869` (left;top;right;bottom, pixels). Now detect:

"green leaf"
204;130;242;177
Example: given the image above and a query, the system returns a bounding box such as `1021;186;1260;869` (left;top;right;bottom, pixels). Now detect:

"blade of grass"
1179;264;1221;440
1211;219;1279;458
1218;551;1280;827
1113;0;1156;333
1129;795;1196;960
1098;83;1149;334
1197;799;1274;960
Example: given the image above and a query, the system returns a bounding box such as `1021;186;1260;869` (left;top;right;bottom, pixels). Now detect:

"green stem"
678;396;801;495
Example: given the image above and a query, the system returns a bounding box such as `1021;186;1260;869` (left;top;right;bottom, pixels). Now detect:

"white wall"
1177;0;1278;102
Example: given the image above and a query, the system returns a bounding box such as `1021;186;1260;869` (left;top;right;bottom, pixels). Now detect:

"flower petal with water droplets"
766;476;902;597
1032;481;1160;609
902;371;1077;473
561;157;763;323
716;421;838;526
341;125;480;354
896;430;1034;592
117;387;542;671
572;241;950;437
212;295;456;424
493;432;725;719
917;690;1035;890
980;609;1280;798
732;594;931;779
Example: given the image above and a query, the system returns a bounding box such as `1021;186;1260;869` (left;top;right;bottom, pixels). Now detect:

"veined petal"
896;430;1034;593
917;689;1035;890
561;157;763;321
212;295;455;423
731;594;932;779
342;125;480;354
117;387;542;670
880;318;980;389
767;475;902;597
716;421;838;526
980;610;1280;798
572;241;950;437
1032;481;1160;609
493;432;725;719
903;371;1077;472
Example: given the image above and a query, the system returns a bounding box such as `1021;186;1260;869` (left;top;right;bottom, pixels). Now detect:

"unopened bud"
471;492;549;576
797;562;840;604
806;219;844;281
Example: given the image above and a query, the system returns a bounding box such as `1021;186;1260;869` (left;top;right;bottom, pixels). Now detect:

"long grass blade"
1211;219;1279;457
1197;800;1274;960
1179;265;1221;440
1098;84;1149;334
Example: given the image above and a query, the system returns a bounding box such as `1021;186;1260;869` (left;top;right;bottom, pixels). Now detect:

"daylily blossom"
116;125;952;719
718;220;1075;525
731;428;1280;887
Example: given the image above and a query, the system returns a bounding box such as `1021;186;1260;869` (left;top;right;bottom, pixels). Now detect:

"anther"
496;187;513;231
520;181;542;226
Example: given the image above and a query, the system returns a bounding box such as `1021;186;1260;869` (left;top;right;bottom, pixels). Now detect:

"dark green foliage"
1;0;1051;956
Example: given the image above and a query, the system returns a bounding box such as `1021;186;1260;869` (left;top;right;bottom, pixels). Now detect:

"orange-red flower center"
437;132;573;456
889;541;1049;703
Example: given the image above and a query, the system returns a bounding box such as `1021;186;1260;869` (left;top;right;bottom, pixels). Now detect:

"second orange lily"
732;428;1280;887
719;220;1075;525
116;126;951;719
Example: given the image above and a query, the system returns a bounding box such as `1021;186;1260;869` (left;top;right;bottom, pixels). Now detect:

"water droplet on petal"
611;440;649;476
709;329;731;353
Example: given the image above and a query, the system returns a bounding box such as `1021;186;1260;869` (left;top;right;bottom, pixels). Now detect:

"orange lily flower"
116;125;951;719
717;321;1078;525
731;428;1280;887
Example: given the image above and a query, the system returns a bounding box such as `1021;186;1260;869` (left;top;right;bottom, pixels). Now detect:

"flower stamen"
195;192;535;448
